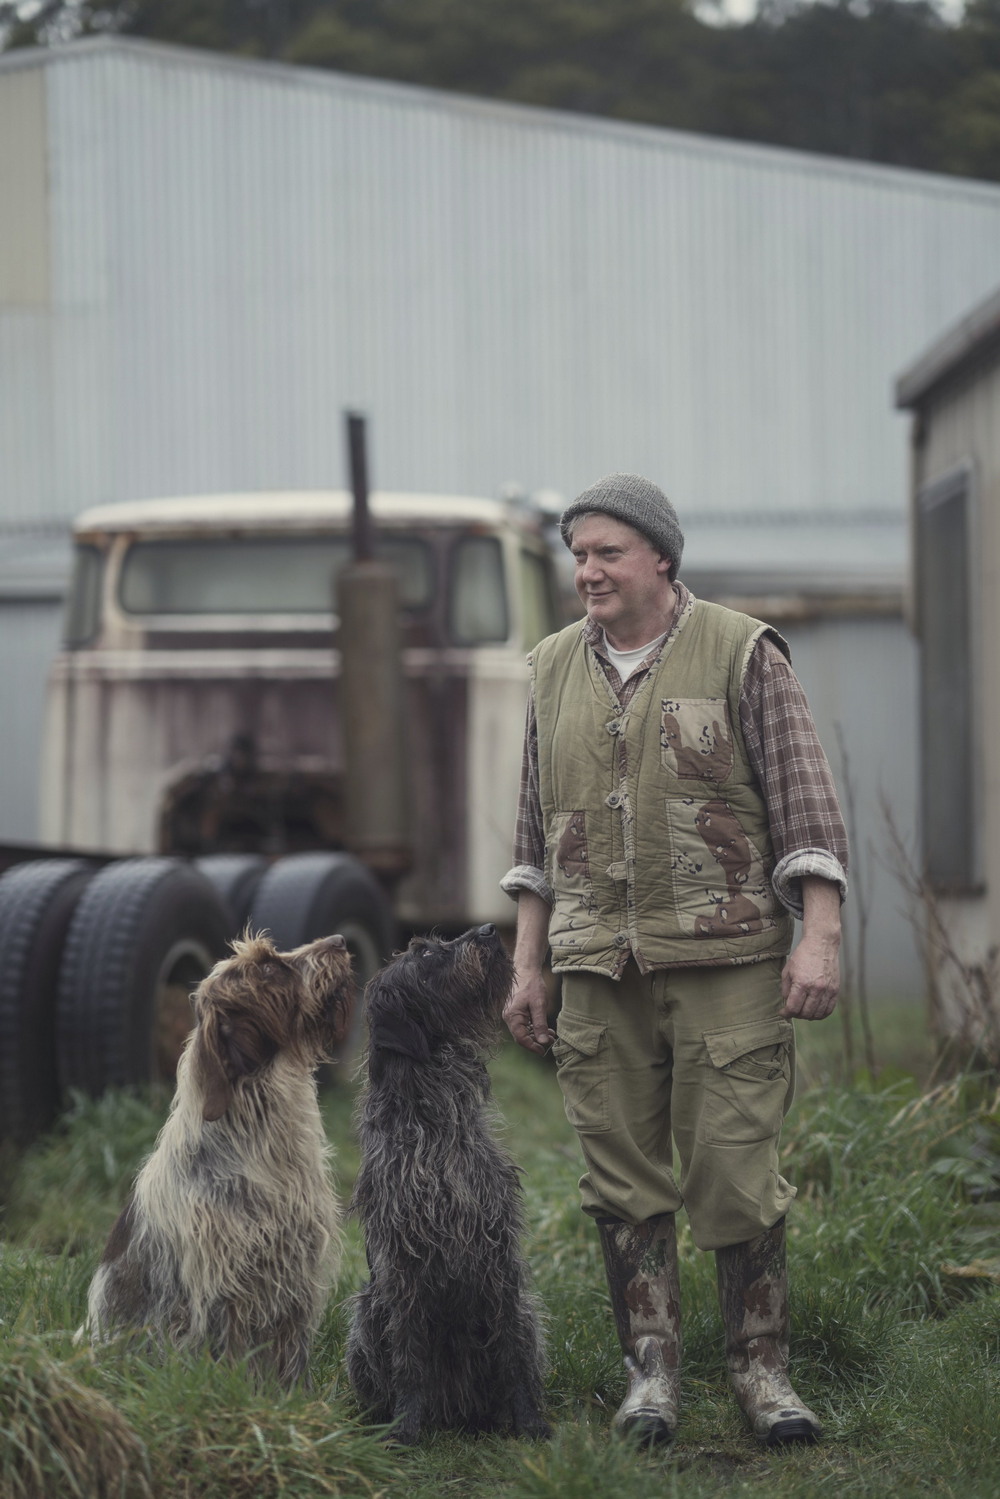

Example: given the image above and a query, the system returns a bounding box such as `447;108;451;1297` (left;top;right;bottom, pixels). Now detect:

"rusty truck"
0;481;563;1140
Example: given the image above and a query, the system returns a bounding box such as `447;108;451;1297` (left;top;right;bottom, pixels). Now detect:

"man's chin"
585;596;615;621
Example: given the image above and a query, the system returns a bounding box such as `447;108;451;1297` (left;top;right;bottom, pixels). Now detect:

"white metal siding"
2;39;999;531
783;612;922;1000
0;600;64;839
910;355;1000;992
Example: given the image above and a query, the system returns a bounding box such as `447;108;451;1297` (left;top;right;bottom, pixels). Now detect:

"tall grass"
2;1005;999;1496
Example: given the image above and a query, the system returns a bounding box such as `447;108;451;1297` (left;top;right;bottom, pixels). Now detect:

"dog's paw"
386;1420;421;1446
514;1414;552;1441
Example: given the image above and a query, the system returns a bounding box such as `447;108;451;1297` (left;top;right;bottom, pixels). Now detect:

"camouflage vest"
532;598;795;976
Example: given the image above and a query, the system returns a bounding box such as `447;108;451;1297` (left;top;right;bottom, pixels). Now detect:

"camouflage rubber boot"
597;1214;681;1445
715;1218;821;1445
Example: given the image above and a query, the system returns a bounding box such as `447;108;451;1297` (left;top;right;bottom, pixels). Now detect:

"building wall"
0;599;64;840
780;609;922;1001
908;353;1000;1022
2;38;1000;531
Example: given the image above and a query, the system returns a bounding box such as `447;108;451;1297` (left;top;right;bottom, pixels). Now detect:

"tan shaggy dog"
79;932;352;1387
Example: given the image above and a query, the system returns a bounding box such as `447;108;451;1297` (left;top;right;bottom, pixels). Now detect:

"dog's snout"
325;934;348;951
477;924;496;938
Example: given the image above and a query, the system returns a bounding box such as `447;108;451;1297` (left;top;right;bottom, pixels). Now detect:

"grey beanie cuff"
559;473;684;576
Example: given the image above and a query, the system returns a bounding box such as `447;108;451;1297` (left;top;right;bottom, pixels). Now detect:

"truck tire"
0;858;97;1142
247;851;396;1068
56;858;231;1097
194;853;269;934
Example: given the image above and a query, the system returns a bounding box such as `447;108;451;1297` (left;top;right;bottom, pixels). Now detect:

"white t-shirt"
602;630;668;681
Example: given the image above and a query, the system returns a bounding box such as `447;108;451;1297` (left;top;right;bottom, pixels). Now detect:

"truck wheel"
247;852;396;1068
194;853;269;935
56;858;231;1097
0;859;97;1142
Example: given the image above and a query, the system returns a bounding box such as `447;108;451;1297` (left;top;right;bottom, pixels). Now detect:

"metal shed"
3;37;1000;998
896;285;1000;1043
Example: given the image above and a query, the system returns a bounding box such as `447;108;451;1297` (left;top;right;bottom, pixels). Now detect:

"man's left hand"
781;874;842;1020
781;933;840;1019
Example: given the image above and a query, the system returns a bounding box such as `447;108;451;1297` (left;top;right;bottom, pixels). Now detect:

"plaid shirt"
501;582;848;921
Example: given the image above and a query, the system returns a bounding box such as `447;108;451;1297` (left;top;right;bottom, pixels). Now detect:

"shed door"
916;466;978;893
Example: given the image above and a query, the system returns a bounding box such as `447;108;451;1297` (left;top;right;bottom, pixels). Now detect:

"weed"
0;1333;150;1499
2;1011;1000;1496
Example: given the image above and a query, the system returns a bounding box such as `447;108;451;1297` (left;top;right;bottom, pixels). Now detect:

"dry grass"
0;1335;150;1499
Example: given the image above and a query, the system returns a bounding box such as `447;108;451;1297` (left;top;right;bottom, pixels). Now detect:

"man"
502;473;847;1447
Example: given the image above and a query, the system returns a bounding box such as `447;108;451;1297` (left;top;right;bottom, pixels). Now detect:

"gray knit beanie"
559;473;684;579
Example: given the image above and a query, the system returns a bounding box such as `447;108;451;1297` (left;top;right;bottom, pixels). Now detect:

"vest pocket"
664;796;778;939
699;1017;794;1145
660;698;734;783
547;809;597;952
552;1010;610;1132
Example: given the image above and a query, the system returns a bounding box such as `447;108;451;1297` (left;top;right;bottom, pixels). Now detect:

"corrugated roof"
895;282;1000;408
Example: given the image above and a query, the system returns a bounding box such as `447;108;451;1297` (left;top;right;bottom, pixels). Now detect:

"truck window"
118;535;433;615
448;536;508;644
519;548;559;649
64;545;105;645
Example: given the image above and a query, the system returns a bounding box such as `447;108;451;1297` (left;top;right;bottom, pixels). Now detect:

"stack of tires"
0;850;394;1146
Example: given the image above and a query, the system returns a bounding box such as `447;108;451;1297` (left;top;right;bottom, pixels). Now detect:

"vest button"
606;792;621;808
606;720;622;735
613;933;630;947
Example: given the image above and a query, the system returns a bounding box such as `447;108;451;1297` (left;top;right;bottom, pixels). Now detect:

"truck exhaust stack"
337;414;412;880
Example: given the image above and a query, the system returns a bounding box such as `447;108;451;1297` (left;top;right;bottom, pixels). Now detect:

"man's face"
569;513;673;646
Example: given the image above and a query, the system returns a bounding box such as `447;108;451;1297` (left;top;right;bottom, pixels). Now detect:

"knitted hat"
559;473;684;578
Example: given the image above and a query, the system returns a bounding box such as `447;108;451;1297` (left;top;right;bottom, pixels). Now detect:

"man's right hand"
503;970;553;1055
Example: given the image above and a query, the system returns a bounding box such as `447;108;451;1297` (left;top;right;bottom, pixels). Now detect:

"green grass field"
2;1003;999;1499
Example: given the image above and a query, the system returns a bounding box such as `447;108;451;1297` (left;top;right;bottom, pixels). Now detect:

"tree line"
4;0;1000;182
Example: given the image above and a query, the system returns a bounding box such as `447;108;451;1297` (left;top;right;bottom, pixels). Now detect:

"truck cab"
42;490;562;932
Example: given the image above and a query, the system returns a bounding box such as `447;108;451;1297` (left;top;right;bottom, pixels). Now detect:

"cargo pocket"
551;1010;610;1133
700;1016;793;1145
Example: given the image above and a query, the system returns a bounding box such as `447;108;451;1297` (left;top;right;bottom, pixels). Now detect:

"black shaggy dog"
346;923;550;1444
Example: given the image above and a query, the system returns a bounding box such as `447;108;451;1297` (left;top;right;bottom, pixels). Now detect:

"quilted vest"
532;598;795;976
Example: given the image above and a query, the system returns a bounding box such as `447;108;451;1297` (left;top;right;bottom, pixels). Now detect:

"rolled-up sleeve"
500;684;553;905
740;636;849;919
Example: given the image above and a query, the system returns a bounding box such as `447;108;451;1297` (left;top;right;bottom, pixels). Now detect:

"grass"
2;1001;1000;1497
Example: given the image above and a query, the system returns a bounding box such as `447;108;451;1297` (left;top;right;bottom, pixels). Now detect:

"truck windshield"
119;536;433;614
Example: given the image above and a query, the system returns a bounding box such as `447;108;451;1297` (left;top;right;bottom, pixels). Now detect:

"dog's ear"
195;1015;279;1121
194;1025;235;1127
196;1031;234;1122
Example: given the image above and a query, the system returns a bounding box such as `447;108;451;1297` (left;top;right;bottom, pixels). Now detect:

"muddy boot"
715;1218;821;1446
597;1214;681;1445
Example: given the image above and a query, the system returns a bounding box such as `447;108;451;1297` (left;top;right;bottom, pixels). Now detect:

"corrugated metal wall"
2;37;1000;527
906;349;1000;1008
0;600;64;839
783;612;920;1001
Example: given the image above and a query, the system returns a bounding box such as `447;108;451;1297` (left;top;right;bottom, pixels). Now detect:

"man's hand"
503;971;553;1054
504;890;554;1053
781;875;841;1021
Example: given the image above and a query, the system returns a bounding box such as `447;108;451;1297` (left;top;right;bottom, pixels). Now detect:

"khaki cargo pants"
552;958;796;1251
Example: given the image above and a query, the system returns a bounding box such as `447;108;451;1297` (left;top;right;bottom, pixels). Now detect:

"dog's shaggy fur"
346;924;549;1443
81;932;352;1387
